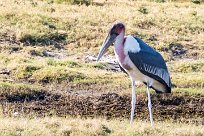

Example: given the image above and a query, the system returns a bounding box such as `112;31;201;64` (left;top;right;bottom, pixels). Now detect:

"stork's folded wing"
128;37;171;91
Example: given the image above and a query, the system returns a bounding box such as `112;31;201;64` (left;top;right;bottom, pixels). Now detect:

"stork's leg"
146;83;153;126
130;79;136;124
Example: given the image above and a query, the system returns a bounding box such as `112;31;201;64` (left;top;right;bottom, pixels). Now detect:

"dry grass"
0;117;203;136
1;50;204;94
0;0;204;56
0;0;204;135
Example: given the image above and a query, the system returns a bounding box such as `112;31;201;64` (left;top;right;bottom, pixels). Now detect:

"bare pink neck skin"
114;30;126;62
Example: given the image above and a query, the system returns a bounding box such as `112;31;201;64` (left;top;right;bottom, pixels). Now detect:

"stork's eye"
110;29;118;35
111;31;119;36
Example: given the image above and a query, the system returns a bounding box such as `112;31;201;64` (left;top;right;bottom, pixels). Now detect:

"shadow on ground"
20;33;67;49
0;32;67;49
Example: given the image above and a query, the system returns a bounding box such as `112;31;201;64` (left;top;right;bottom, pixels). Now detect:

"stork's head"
96;22;125;61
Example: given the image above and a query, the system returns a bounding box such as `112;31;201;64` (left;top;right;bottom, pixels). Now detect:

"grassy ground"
0;117;204;136
0;0;204;135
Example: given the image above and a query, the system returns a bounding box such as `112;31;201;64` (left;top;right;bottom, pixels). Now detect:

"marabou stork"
97;22;171;126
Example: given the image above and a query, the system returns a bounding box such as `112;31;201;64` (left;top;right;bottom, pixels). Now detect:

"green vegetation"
0;0;203;95
46;59;82;67
0;82;43;95
170;60;204;73
0;0;204;134
138;6;149;14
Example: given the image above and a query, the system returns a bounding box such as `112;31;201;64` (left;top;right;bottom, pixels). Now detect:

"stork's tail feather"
143;82;171;94
152;86;171;94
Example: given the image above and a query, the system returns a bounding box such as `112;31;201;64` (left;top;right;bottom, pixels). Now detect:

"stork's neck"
114;30;126;62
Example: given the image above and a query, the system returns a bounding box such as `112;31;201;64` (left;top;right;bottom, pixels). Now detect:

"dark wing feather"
128;37;171;92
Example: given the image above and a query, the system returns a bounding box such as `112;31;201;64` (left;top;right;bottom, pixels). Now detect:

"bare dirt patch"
1;91;203;125
0;32;19;46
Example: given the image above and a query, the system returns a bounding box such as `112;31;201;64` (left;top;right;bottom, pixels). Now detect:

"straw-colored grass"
0;0;204;134
0;117;203;136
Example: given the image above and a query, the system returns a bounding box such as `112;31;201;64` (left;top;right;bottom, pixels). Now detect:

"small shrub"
138;6;148;14
15;65;42;79
191;0;201;4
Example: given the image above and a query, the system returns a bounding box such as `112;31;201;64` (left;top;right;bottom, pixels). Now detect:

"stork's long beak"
96;33;117;61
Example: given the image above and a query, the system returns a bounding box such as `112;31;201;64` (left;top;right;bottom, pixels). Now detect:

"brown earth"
1;91;203;125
